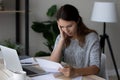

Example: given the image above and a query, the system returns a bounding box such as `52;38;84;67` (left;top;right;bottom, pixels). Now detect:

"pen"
21;62;32;64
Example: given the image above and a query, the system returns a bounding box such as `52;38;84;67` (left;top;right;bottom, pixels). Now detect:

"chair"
98;53;109;80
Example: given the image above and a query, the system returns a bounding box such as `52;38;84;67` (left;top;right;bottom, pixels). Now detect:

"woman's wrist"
73;68;83;77
60;37;65;41
59;38;65;43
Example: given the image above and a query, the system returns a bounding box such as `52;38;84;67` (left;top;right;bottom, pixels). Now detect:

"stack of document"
31;74;62;80
31;73;82;80
31;74;82;80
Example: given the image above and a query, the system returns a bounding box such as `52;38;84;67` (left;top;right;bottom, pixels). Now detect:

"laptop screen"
0;45;23;72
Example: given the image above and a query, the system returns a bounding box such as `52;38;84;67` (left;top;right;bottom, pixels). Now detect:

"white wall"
0;0;120;71
0;0;15;42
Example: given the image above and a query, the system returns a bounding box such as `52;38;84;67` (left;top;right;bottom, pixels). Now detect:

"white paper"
20;58;38;66
72;76;82;80
36;58;63;72
31;74;56;80
13;71;26;80
10;76;31;80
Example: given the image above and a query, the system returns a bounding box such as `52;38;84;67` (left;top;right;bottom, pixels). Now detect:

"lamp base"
100;34;120;80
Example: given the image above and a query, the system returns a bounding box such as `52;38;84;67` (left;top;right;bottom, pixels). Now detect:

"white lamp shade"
91;2;117;23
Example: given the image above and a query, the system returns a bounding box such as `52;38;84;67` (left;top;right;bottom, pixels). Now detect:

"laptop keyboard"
22;66;50;77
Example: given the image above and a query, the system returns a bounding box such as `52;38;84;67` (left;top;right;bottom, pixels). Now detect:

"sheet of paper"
20;57;38;66
72;76;82;80
31;74;56;80
36;58;63;72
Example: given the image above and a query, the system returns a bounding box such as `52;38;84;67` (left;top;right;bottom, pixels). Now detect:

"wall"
0;0;15;42
0;0;120;72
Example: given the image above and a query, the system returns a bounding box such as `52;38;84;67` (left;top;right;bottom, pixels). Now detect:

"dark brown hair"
57;4;97;47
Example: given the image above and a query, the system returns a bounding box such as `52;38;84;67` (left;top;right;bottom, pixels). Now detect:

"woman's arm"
59;65;100;77
74;65;100;76
50;38;65;62
50;24;68;62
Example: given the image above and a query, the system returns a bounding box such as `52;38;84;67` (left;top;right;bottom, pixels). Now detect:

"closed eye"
67;25;72;28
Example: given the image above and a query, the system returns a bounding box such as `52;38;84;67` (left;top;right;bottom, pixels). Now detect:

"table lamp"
91;2;119;80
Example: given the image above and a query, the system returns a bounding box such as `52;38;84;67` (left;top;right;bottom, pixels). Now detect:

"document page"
72;76;82;80
36;58;63;72
31;74;62;80
31;74;56;80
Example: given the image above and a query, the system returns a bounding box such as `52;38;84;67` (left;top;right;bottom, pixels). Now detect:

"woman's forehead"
57;19;75;26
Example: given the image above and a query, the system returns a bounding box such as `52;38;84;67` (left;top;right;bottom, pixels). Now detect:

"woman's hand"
58;25;68;41
59;65;76;77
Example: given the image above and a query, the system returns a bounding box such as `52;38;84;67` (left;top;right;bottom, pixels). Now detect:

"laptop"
0;45;23;72
0;45;49;77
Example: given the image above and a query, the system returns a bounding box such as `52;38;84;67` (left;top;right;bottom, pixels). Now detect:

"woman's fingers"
58;67;62;72
59;67;71;77
64;65;70;68
58;25;66;40
59;66;76;77
58;25;62;33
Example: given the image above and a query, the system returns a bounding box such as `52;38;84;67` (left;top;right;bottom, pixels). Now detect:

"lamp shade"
91;2;117;23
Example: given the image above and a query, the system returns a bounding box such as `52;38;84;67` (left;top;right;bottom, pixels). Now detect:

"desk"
0;57;105;80
24;65;105;80
55;74;105;80
25;56;105;80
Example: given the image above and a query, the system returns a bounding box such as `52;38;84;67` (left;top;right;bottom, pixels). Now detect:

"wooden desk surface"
34;56;105;80
31;65;105;80
56;74;105;80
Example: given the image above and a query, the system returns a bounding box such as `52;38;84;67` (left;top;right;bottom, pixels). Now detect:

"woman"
50;4;101;77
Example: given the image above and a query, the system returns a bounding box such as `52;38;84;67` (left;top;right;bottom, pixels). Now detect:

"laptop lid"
0;45;23;72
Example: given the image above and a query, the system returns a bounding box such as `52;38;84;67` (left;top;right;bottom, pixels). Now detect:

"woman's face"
57;19;78;38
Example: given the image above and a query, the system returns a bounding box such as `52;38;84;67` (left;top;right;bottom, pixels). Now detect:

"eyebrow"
60;24;72;28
